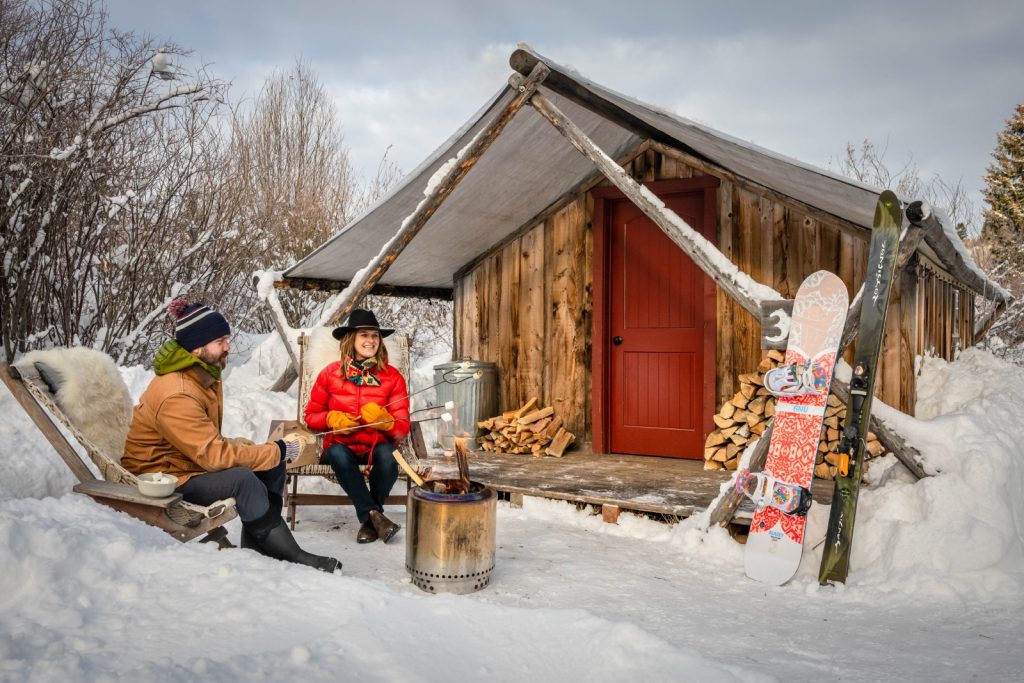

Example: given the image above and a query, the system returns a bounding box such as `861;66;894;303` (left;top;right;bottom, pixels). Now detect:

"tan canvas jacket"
122;366;280;485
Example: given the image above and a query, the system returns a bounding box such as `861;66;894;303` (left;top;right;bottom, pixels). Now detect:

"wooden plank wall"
712;172;867;408
908;259;976;354
453;196;593;440
454;144;972;444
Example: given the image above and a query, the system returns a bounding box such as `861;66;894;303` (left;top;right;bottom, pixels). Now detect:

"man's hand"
360;402;395;431
326;411;359;432
278;432;314;464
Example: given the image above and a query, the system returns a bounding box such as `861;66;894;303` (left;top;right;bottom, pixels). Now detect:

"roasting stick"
377;362;483;411
412;400;455;415
319;412;451;437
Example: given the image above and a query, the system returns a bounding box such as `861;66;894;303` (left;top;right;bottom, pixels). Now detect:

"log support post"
601;504;622;524
253;273;300;376
268;61;552;391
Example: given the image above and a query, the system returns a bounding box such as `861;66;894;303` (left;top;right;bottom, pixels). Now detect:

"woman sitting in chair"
304;309;410;544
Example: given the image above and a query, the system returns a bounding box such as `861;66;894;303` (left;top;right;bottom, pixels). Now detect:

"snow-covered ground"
2;340;1023;682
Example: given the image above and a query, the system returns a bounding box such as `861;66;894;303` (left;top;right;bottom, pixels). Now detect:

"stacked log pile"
704;350;888;479
477;397;577;457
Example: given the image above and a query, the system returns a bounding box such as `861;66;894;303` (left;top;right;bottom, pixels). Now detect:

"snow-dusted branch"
88;84;206;135
253;269;300;373
113;284;192;364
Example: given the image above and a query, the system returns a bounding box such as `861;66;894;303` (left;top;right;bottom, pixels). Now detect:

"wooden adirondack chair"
2;349;236;545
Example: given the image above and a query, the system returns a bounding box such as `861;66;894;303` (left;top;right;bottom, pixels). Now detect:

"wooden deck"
430;447;833;524
467;449;728;519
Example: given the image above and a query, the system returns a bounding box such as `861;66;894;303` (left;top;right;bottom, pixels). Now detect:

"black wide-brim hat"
331;308;395;340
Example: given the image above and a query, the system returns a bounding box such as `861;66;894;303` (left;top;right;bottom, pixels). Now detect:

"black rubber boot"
267;491;284;518
241;493;284;553
245;508;341;573
240;526;262;552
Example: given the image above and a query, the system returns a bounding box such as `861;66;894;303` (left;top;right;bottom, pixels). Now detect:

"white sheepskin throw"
20;348;133;460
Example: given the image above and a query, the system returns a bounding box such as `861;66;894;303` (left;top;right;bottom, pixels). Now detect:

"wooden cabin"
280;45;1006;462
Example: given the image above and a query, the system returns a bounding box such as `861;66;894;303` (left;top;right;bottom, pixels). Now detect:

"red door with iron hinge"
594;179;717;458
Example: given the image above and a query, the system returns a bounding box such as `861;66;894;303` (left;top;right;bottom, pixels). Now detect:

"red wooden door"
607;190;709;457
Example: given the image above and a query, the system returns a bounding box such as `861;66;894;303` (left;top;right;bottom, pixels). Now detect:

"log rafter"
266;61;552;391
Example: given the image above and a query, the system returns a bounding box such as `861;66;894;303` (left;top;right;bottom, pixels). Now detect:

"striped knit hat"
169;298;230;351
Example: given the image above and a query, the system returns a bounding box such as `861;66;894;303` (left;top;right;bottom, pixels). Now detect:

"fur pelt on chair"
20;348;133;460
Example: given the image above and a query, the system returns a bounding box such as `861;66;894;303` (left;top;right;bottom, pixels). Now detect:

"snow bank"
843;348;1024;600
687;348;1024;602
1;349;767;682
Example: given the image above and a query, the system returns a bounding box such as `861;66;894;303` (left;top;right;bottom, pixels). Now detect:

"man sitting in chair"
304;309;410;544
122;298;340;573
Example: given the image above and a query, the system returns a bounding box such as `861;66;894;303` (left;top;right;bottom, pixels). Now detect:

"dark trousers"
321;442;398;523
177;460;286;522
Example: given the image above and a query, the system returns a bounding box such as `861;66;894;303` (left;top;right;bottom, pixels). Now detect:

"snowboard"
819;190;902;585
743;270;849;585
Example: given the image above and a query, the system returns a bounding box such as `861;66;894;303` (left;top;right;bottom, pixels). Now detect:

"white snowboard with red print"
744;270;849;585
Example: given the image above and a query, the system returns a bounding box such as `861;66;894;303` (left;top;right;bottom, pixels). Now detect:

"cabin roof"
285;44;1004;302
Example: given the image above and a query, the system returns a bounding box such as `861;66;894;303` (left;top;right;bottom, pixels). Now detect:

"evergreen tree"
981;104;1024;282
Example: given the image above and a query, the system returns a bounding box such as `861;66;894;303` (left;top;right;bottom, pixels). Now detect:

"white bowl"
137;472;179;497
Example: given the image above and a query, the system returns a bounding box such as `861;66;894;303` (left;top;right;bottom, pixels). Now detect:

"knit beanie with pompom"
169;298;230;351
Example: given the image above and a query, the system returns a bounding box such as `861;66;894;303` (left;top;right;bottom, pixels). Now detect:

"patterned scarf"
344;356;381;387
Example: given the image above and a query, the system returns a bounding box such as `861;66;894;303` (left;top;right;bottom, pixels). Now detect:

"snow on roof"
285;44;1005;303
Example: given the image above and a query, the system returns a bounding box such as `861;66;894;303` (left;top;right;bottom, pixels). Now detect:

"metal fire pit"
405;481;496;594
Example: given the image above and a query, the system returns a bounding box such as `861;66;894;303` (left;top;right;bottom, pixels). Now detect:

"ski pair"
818;191;901;585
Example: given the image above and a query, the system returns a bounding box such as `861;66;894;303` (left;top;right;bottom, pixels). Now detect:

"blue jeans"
177;460;286;522
321;442;398;523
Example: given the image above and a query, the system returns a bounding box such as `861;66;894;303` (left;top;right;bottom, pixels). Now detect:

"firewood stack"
703;350;888;479
477;397;576;457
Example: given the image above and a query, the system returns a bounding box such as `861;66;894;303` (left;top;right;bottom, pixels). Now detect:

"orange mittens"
360;402;395;431
326;411;359;432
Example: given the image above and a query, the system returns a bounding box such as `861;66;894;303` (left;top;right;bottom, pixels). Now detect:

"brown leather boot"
357;518;378;544
368;509;400;544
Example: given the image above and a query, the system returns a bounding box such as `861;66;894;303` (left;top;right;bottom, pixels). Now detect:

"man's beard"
197;348;228;369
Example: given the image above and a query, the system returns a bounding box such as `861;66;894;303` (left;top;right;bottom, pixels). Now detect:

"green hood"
152;340;222;380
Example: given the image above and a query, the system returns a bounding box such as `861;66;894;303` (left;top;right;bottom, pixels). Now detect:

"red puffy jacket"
304;360;410;456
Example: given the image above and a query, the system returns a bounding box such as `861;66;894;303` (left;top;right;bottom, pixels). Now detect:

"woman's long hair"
338;330;390;367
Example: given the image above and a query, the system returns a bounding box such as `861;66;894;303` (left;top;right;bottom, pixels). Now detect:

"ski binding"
764;362;830;398
736;468;812;517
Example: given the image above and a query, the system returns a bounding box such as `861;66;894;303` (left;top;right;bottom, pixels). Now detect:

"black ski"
818;190;902;585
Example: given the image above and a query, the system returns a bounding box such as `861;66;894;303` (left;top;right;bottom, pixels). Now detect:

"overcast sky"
102;0;1024;228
